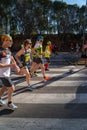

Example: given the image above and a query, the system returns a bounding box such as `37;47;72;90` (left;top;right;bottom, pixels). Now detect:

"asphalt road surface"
0;65;87;130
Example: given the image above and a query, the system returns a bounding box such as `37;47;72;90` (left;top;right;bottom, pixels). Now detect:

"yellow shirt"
44;45;51;58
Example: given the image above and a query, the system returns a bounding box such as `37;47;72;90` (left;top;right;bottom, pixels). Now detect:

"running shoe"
0;99;6;106
8;102;18;110
43;77;51;81
28;84;34;91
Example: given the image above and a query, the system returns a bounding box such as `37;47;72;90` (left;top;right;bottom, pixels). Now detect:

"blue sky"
53;0;86;7
63;0;86;7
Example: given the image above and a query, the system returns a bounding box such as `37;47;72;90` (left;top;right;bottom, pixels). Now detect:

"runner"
44;41;52;71
0;34;20;110
15;39;34;90
30;35;50;81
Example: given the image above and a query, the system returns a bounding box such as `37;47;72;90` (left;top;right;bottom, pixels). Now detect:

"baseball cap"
37;35;43;40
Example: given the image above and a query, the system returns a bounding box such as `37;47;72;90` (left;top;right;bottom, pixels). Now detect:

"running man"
30;35;50;81
0;34;20;110
44;41;52;71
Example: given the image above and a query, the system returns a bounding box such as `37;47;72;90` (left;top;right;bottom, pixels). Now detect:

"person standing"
82;41;87;66
70;43;74;54
75;43;80;55
0;34;20;110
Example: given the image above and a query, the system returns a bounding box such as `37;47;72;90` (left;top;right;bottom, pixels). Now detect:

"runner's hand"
11;63;20;72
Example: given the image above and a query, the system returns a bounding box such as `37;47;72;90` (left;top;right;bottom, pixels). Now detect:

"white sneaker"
0;99;6;106
8;102;18;110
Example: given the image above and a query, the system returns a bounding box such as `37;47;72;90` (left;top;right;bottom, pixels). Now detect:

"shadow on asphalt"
0;108;14;115
65;82;87;109
34;66;85;89
0;66;86;102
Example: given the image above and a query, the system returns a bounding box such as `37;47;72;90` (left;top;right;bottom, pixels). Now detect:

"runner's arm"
15;49;24;67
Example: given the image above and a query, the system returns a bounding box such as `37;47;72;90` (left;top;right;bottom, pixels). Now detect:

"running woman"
15;39;34;90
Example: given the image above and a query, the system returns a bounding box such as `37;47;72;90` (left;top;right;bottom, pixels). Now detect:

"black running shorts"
0;77;14;87
33;57;44;64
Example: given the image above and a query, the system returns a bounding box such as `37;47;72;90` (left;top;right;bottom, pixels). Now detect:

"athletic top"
44;45;51;58
33;41;43;58
20;49;31;66
0;48;11;77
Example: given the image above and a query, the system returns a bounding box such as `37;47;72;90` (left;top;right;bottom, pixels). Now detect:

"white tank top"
0;48;11;77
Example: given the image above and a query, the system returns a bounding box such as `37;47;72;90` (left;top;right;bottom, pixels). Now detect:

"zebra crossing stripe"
12;93;87;104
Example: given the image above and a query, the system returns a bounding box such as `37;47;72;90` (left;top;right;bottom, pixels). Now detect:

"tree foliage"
0;0;87;35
